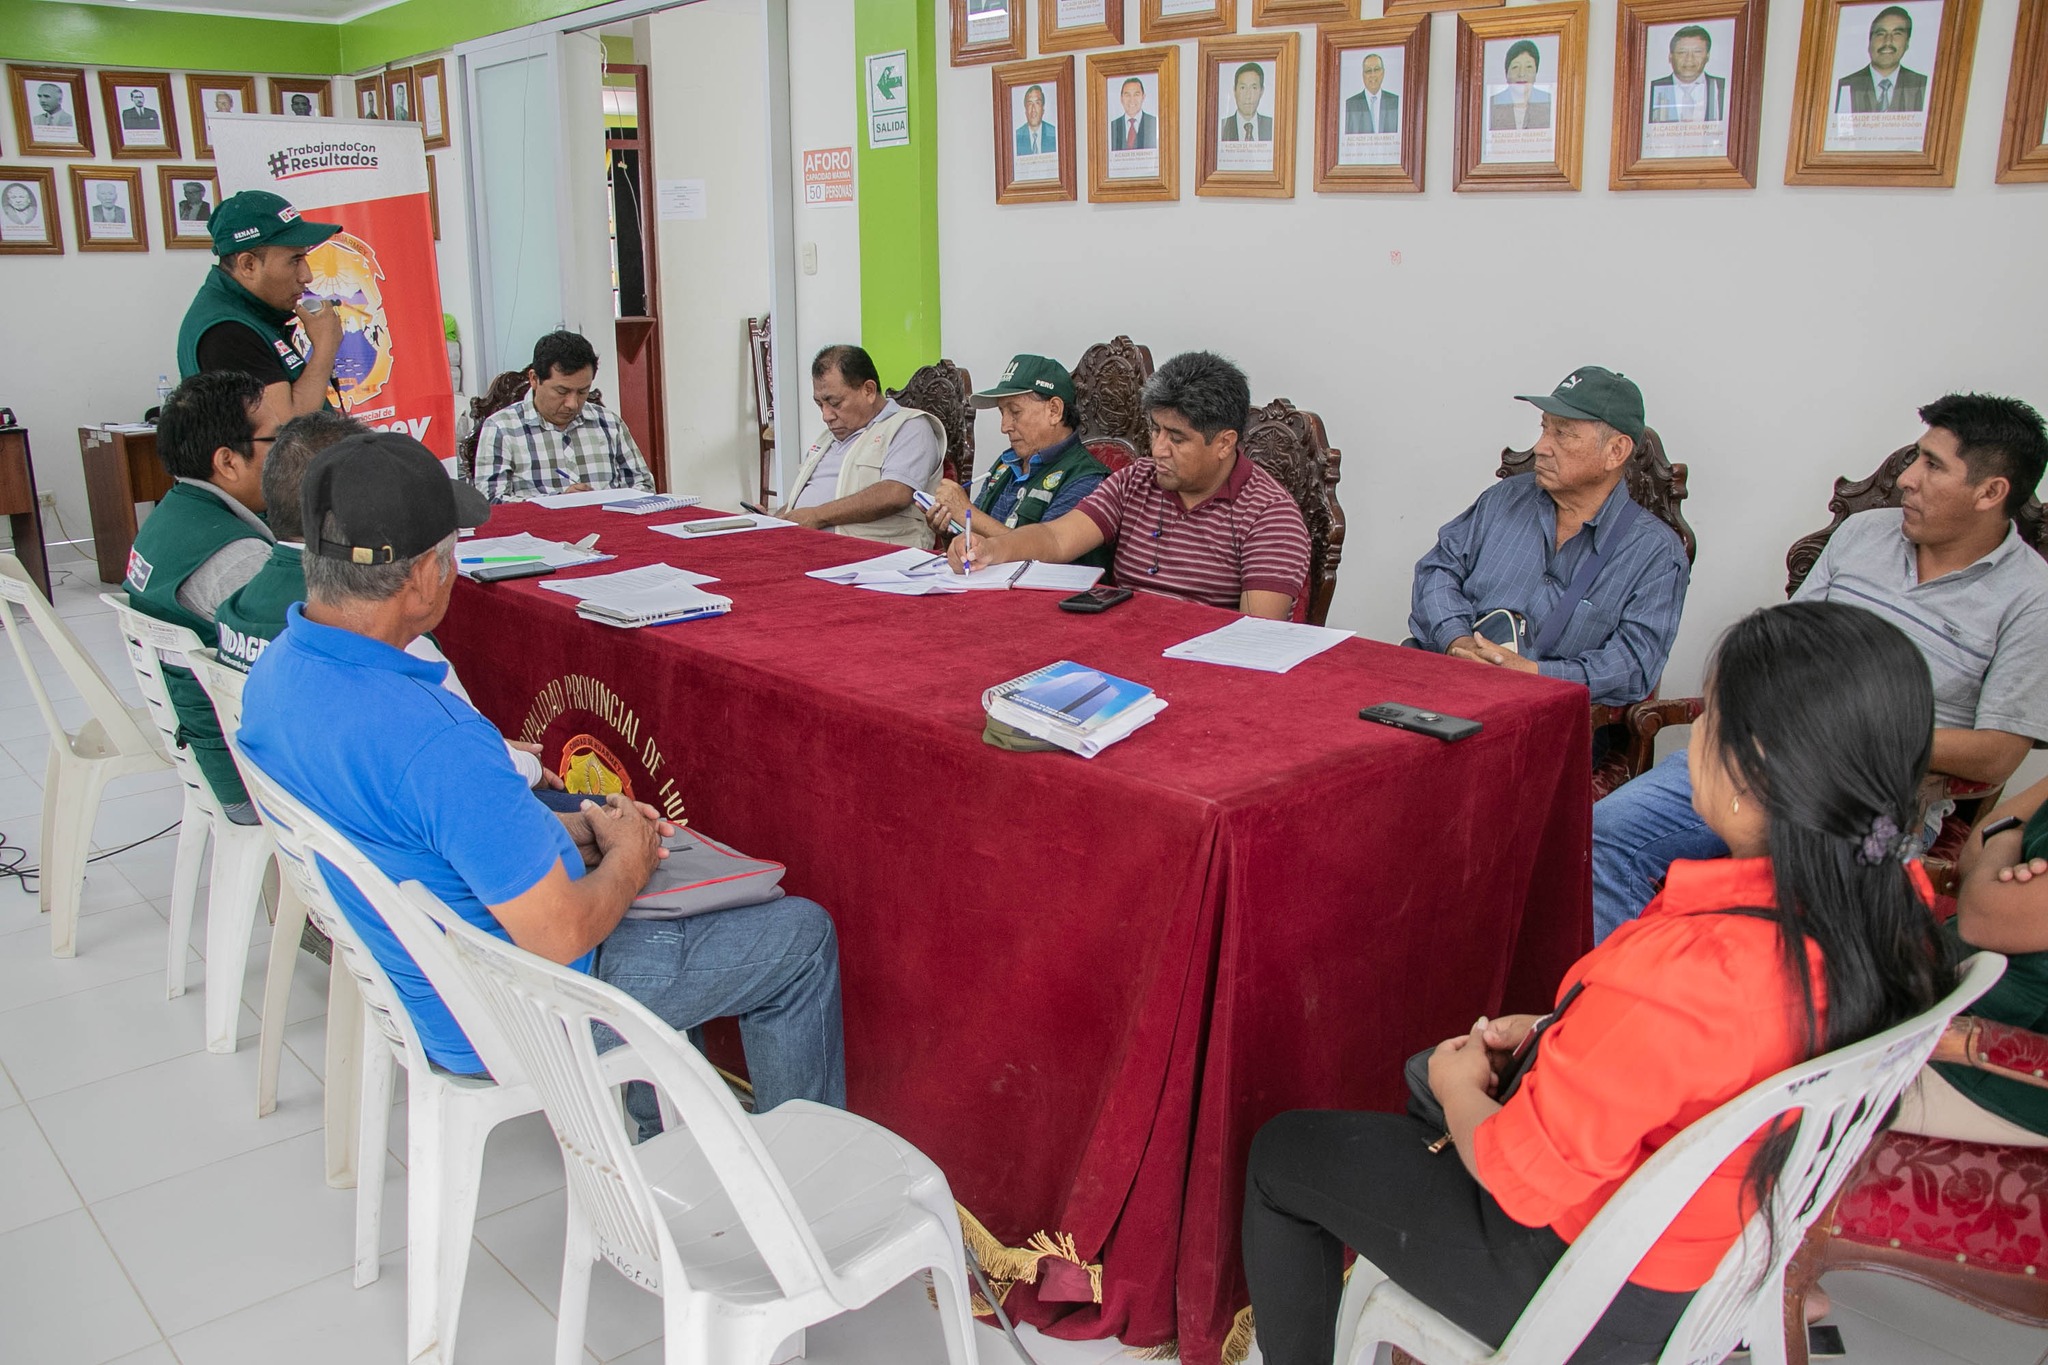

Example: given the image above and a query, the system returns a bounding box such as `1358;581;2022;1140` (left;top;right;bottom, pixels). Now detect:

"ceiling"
60;0;408;22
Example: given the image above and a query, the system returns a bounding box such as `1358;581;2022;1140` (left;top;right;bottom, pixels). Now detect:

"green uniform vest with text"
124;482;271;804
215;543;305;673
176;267;311;391
975;437;1111;567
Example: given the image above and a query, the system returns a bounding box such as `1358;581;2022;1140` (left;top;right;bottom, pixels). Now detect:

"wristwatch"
1979;815;2024;841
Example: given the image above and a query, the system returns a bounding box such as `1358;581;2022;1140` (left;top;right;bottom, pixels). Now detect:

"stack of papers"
652;514;797;539
603;493;701;515
456;533;611;577
1162;616;1353;674
983;660;1167;758
560;563;732;628
807;550;1102;596
528;488;648;510
538;563;719;600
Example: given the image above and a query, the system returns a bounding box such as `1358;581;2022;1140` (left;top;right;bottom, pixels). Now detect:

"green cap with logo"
208;190;343;256
1515;365;1646;441
971;354;1076;410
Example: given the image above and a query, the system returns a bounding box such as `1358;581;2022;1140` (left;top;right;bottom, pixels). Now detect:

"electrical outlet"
37;492;55;507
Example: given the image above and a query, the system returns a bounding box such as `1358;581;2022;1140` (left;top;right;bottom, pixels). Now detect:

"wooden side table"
79;426;172;584
0;425;52;600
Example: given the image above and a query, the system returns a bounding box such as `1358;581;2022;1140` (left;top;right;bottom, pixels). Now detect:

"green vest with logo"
124;482;271;804
176;266;312;392
215;543;305;673
974;436;1111;567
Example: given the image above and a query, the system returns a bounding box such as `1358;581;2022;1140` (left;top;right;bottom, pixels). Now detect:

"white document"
456;533;610;571
1162;616;1353;674
806;548;942;582
927;561;1026;590
527;488;644;510
1015;562;1104;592
651;515;798;540
657;179;707;219
539;563;719;600
855;579;957;597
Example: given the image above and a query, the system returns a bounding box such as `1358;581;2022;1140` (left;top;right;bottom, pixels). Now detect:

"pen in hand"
963;504;974;572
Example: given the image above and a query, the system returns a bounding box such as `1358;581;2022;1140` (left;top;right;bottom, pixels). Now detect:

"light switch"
801;242;818;275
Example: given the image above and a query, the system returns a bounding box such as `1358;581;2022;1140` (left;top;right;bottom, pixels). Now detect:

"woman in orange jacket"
1243;601;1952;1365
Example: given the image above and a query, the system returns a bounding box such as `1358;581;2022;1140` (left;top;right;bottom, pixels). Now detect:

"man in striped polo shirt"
947;351;1310;618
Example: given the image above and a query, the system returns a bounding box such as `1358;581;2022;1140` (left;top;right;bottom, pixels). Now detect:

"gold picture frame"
270;77;333;119
354;76;383;119
99;70;181;160
1088;46;1181;203
1995;0;2048;183
1386;0;1505;13
1784;0;1982;187
187;74;256;158
7;65;95;157
1040;0;1124;56
411;58;452;149
992;56;1078;205
383;67;419;129
951;0;1026;66
0;165;64;254
70;163;146;252
1197;32;1300;199
1140;0;1235;42
1610;0;1767;190
1253;0;1358;24
1314;17;1430;193
1453;2;1590;192
157;164;220;249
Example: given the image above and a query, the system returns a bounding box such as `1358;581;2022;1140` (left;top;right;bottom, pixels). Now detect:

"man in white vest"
777;344;944;548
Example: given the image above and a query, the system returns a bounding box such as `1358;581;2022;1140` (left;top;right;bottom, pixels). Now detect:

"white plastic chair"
419;882;982;1365
103;594;273;1053
0;553;171;958
1333;951;2007;1365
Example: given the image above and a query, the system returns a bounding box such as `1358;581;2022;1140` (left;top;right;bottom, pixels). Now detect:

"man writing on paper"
923;354;1108;563
778;344;944;547
472;331;655;503
1408;366;1690;708
949;351;1310;619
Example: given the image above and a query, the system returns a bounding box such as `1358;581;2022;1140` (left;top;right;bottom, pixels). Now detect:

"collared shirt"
239;604;588;1074
1025;122;1046;154
792;398;942;509
168;477;274;619
1075;455;1310;611
1476;856;1830;1292
1668;75;1707;121
1230;113;1264;141
1792;507;2048;739
1409;475;1691;706
1359;89;1384;130
473;396;654;503
981;434;1104;526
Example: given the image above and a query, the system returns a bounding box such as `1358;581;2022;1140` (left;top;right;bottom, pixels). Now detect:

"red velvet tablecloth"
432;503;1593;1364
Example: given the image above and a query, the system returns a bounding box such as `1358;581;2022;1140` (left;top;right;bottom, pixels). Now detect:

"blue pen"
964;503;973;572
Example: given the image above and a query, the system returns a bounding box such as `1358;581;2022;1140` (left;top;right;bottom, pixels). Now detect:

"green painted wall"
339;0;615;71
853;0;941;389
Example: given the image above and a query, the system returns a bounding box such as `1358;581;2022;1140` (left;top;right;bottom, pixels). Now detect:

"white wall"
786;0;863;455
931;0;2048;712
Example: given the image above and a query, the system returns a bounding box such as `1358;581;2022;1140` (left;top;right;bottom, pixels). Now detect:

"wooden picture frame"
383;67;419;128
951;0;1026;66
411;57;452;149
1254;0;1358;25
1141;0;1236;42
1314;17;1430;192
157;165;220;249
1088;46;1182;203
187;74;256;158
1995;0;2048;182
1040;0;1124;56
992;56;1078;204
354;75;383;120
270;77;333;119
1197;33;1300;198
1784;0;1982;187
70;164;146;252
7;65;94;157
1453;2;1590;191
99;71;182;160
0;165;64;254
426;155;441;240
1611;0;1767;190
1386;0;1505;13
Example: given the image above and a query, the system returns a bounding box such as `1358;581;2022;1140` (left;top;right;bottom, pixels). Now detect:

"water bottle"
155;374;173;407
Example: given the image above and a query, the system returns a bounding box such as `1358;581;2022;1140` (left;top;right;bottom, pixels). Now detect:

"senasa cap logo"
232;226;262;242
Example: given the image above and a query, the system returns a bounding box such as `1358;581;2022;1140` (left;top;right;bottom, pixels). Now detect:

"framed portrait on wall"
1386;0;1506;13
1995;0;2048;183
992;56;1077;204
70;164;146;252
157;165;220;249
412;58;451;148
1088;46;1181;202
1611;0;1766;190
355;76;383;119
0;166;63;254
951;0;1025;66
1253;0;1357;24
1141;0;1235;42
1454;2;1589;191
1785;0;1981;185
187;74;256;158
1040;0;1124;56
1314;17;1429;192
270;77;333;118
383;68;419;127
99;71;181;159
7;65;95;157
1197;33;1299;197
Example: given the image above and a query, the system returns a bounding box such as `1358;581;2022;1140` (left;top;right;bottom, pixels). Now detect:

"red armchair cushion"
1832;1132;2048;1275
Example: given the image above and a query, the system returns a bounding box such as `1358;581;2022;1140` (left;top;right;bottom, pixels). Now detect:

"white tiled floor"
2;553;2043;1365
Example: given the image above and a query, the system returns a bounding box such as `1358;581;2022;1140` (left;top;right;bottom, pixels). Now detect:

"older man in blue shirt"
1409;366;1690;708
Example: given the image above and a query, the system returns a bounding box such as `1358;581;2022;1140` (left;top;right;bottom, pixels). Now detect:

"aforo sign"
801;146;855;206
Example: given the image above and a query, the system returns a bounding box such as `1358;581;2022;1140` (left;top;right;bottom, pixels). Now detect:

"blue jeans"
1591;751;1728;945
593;895;847;1132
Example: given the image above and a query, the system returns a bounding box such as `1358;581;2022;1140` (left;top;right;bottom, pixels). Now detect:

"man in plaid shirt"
473;331;655;502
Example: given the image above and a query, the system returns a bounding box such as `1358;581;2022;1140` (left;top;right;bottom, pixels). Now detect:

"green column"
853;0;942;387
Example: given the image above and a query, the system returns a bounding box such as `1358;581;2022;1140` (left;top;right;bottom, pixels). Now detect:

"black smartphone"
739;501;769;515
1359;702;1482;742
1059;586;1135;614
467;559;555;583
1806;1324;1845;1358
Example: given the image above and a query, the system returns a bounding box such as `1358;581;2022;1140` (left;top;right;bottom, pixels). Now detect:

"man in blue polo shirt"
238;432;845;1126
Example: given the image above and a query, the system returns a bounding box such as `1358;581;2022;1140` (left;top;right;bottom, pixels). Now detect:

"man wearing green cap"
176;189;345;425
924;354;1108;556
1409;365;1690;708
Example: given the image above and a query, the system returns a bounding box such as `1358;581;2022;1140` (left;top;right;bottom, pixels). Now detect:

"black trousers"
1242;1110;1694;1365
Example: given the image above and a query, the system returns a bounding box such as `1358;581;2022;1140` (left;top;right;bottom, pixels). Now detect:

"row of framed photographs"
0;157;444;255
953;0;1396;63
4;60;452;162
989;0;2048;202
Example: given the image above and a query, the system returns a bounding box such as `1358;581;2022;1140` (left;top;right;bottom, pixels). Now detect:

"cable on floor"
0;821;180;896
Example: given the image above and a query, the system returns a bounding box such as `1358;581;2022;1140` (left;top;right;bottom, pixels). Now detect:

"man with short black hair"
1593;392;2048;943
239;432;846;1134
1837;5;1926;113
1648;25;1726;123
778;344;944;546
950;351;1310;619
176;189;344;424
472;330;654;503
924;354;1108;555
123;371;278;823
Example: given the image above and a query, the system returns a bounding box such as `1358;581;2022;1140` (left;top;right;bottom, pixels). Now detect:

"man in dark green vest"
923;354;1109;565
176;190;344;426
123;371;277;823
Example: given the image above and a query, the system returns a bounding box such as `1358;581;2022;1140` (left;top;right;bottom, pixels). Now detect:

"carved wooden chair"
456;370;605;486
1494;429;1696;797
888;360;974;487
1241;399;1346;627
746;316;775;503
1071;335;1154;451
